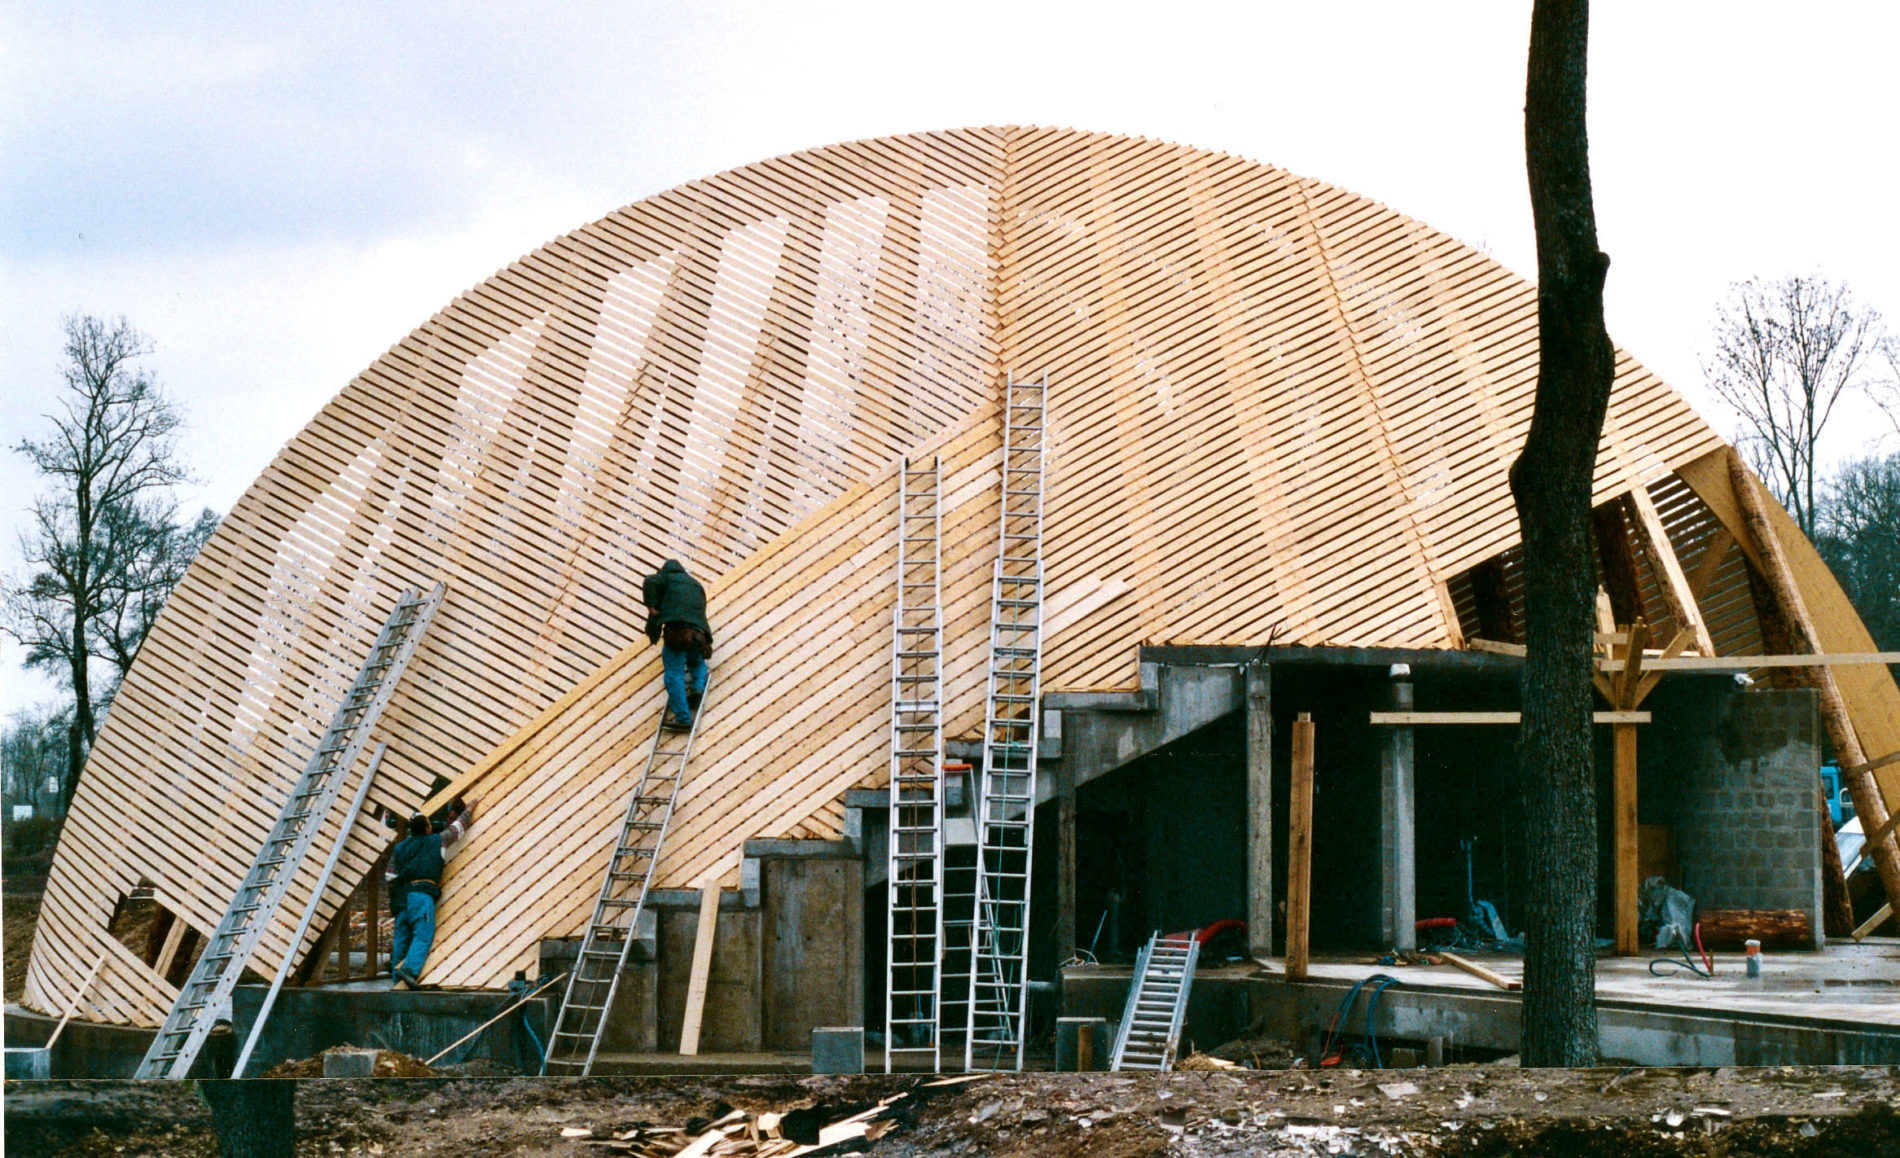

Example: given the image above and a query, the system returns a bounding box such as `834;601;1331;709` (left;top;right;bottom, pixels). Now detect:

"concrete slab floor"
1283;940;1900;1025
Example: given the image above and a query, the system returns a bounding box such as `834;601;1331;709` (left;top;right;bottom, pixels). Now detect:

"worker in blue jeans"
643;559;713;732
386;798;475;988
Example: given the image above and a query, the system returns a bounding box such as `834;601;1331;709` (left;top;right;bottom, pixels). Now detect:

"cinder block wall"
1673;688;1822;926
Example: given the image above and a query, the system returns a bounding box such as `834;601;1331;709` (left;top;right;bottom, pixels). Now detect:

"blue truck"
1822;763;1855;828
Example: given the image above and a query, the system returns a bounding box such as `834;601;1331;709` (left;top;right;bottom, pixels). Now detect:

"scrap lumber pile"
560;1077;985;1157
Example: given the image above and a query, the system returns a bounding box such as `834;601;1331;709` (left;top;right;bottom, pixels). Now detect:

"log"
1820;808;1855;938
1694;908;1812;951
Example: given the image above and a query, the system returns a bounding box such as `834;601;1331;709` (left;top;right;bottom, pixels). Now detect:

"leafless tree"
1705;275;1887;536
1514;0;1611;1066
3;315;192;813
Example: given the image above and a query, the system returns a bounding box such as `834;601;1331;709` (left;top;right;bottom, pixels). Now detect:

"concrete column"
1380;665;1417;950
1245;662;1273;959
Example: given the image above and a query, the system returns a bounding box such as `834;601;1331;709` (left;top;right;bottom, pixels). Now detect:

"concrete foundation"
226;983;549;1074
1062;945;1900;1067
4;1005;230;1078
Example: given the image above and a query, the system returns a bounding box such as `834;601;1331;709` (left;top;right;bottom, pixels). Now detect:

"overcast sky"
3;2;1897;717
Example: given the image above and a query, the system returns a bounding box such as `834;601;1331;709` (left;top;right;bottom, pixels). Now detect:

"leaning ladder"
1110;933;1201;1071
886;456;945;1072
966;370;1047;1072
543;683;712;1074
136;584;445;1079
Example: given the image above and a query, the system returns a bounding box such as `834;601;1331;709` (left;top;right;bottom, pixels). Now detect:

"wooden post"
1286;712;1315;982
1077;1020;1094;1071
1613;721;1639;955
1245;662;1273;960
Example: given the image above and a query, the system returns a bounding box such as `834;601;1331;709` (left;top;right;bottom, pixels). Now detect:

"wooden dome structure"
24;126;1899;1025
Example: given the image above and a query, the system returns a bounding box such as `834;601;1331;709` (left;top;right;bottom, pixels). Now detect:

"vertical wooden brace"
1286;712;1315;983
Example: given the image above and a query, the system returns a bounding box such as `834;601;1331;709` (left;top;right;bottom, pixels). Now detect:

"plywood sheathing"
29;127;1743;1021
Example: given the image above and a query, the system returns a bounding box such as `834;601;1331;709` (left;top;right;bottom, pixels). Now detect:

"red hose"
1694;921;1714;975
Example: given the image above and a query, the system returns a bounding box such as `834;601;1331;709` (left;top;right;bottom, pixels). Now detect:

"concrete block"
811;1027;863;1074
322;1048;378;1078
1055;1017;1110;1071
4;1047;50;1079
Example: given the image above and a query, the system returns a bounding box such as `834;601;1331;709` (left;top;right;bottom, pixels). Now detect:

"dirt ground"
6;1066;1898;1157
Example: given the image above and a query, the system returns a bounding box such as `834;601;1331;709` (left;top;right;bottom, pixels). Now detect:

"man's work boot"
686;687;703;711
662;711;692;733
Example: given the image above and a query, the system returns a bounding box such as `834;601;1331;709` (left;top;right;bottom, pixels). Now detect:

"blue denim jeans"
662;642;707;722
391;889;436;979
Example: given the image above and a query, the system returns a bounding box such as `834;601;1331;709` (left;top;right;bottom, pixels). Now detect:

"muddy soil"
7;1067;1897;1157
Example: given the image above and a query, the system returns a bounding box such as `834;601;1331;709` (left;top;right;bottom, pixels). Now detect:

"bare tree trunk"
1513;0;1613;1067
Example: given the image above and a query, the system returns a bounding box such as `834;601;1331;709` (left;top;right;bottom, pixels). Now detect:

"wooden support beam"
678;883;721;1056
1369;711;1651;725
1730;451;1900;916
1599;651;1900;672
1594;498;1647;627
1613;722;1639;955
1687;526;1735;603
1286;713;1315;983
1626;484;1718;657
1853;902;1893;942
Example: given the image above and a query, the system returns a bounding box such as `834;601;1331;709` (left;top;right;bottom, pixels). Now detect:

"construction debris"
562;1078;982;1156
260;1045;435;1078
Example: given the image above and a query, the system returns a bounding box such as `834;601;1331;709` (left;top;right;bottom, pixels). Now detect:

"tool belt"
662;623;713;658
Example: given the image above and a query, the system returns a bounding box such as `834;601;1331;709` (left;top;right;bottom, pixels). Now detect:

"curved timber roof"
35;125;1857;1023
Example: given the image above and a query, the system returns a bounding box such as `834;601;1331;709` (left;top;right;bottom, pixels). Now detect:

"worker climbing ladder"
1110;933;1201;1071
136;584;445;1080
544;681;712;1075
885;456;946;1072
966;370;1047;1072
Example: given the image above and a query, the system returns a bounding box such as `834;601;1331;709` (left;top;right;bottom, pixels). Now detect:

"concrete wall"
761;852;863;1050
654;897;762;1052
1660;687;1822;929
226;985;548;1074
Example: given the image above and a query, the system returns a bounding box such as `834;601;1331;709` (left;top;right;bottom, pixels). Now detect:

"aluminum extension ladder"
885;456;946;1072
136;584;445;1079
543;680;712;1074
1110;933;1201;1071
966;370;1047;1072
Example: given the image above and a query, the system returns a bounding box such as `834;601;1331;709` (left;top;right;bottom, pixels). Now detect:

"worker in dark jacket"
385;798;475;989
643;559;712;732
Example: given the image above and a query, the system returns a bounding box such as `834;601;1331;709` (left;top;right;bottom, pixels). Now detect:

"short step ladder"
886;456;946;1072
966;370;1047;1072
543;681;712;1074
136;585;445;1079
1110;933;1201;1072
